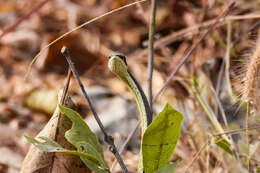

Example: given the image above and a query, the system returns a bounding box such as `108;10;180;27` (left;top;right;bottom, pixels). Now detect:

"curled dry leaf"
20;90;91;173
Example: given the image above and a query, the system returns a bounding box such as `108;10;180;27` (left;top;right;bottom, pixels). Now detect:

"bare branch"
61;46;129;173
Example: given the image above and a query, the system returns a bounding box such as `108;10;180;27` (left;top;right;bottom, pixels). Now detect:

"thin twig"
152;1;236;103
213;125;260;136
111;120;141;172
0;0;51;40
184;122;260;172
210;87;229;128
210;86;244;169
61;46;129;173
25;0;149;79
192;81;227;140
147;0;157;111
184;139;210;173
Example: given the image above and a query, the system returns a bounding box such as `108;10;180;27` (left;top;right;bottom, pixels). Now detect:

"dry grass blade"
213;125;260;136
25;0;149;79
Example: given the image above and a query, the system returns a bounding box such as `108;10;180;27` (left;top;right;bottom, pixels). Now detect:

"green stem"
192;80;228;141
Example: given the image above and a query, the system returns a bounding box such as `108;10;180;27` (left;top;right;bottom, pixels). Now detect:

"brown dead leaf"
20;89;90;173
35;32;101;74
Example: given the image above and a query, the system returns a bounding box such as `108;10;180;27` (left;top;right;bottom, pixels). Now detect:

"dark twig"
0;0;51;40
152;1;236;103
61;46;128;173
147;0;157;111
111;120;141;171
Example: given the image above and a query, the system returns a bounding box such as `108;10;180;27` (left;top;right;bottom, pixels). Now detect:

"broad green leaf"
215;138;233;155
155;161;178;173
24;136;100;164
142;104;183;173
59;105;109;173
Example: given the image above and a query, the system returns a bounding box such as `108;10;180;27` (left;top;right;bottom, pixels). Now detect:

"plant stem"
111;120;141;172
192;81;225;136
147;0;157;111
61;46;129;173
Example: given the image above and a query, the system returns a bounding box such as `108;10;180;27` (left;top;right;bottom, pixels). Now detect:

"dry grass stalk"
243;33;260;113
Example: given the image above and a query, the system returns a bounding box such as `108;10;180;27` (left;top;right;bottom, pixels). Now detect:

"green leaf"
215;138;233;155
59;105;109;173
155;161;178;173
24;136;100;164
142;103;183;173
193;78;199;88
